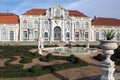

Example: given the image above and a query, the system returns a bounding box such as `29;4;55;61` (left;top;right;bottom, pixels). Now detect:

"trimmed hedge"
93;54;106;61
40;53;54;62
44;44;58;48
4;56;23;69
19;56;32;64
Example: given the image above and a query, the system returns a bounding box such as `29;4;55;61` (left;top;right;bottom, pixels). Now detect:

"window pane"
23;20;27;27
85;32;88;39
34;31;38;40
96;32;99;40
23;31;27;40
10;31;14;40
75;32;79;40
44;32;48;40
34;20;38;28
1;28;8;40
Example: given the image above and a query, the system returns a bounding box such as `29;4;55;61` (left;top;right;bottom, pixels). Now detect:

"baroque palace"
0;4;120;42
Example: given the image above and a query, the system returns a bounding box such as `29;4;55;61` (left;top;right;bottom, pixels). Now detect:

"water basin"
44;47;91;54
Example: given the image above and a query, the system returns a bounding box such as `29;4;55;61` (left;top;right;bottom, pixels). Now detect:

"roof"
0;13;19;24
23;8;46;15
92;17;120;26
68;10;88;17
23;8;88;17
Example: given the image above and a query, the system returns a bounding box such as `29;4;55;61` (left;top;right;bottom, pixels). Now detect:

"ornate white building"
19;4;91;42
92;17;120;41
0;4;120;42
0;13;19;41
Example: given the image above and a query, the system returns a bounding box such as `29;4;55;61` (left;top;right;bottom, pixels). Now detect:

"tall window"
34;31;38;40
23;31;27;40
29;21;32;29
54;26;61;40
44;32;48;40
67;21;70;29
44;21;48;27
96;32;99;40
1;28;8;40
34;20;38;28
101;31;105;40
117;33;120;41
23;20;27;27
85;22;89;29
85;32;88;39
66;32;70;40
10;31;14;40
75;32;79;40
76;22;79;29
55;9;60;17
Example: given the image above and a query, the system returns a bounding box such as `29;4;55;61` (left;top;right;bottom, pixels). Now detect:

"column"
62;19;65;42
71;20;75;42
51;20;54;42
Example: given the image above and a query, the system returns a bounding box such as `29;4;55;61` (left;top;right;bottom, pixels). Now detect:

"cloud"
1;0;119;19
11;0;77;15
65;0;120;19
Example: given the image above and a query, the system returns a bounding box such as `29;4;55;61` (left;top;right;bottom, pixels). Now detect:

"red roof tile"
92;17;120;26
68;10;88;17
23;8;88;17
0;13;19;24
23;8;46;15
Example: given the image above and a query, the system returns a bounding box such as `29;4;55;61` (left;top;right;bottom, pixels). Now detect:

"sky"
0;0;120;19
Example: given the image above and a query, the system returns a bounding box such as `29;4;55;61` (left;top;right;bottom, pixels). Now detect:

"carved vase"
99;40;118;80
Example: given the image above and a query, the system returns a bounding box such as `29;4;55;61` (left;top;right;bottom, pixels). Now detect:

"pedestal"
99;40;118;80
100;61;115;80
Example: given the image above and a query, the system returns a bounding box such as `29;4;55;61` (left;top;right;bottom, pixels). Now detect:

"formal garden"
0;45;88;78
0;43;120;79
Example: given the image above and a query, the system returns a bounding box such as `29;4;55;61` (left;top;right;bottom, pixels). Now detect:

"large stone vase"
99;40;118;80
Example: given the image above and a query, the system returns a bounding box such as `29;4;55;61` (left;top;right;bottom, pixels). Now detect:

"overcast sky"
0;0;120;19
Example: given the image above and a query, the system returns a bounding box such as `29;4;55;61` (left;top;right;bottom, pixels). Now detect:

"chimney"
94;16;97;19
7;9;9;13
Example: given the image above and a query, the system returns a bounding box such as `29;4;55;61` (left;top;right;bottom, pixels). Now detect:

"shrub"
40;53;54;62
44;44;58;48
93;54;106;61
32;52;42;58
30;64;43;75
19;56;32;63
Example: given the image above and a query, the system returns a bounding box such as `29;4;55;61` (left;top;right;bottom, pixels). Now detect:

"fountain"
44;41;91;54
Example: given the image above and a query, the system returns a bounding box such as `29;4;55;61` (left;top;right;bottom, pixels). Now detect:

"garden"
0;45;88;78
93;46;120;65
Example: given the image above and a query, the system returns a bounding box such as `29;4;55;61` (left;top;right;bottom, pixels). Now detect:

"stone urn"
99;40;118;80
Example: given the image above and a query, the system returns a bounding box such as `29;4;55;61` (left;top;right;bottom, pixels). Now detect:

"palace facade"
0;4;120;42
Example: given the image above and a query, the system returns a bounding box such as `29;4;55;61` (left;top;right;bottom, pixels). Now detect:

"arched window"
44;21;48;27
67;21;70;29
54;26;61;40
34;20;38;28
23;20;27;27
76;22;79;29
